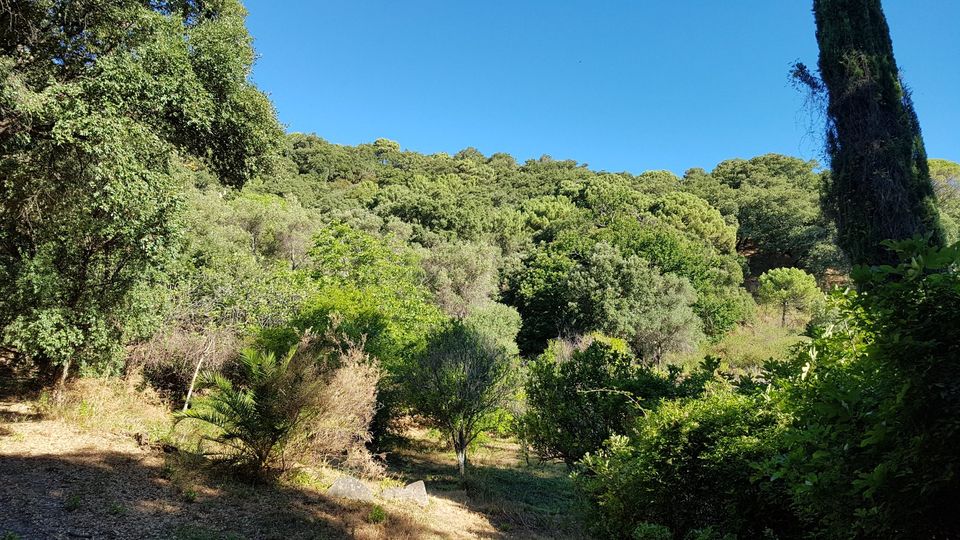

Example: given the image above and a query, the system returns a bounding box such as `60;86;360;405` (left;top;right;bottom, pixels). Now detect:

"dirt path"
0;402;499;540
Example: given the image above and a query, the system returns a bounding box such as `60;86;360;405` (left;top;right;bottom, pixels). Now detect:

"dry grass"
36;373;173;444
670;306;809;374
2;377;579;538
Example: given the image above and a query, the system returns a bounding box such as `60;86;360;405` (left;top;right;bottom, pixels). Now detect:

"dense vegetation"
2;0;958;539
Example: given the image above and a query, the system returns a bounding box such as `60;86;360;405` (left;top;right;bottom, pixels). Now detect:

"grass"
671;306;810;373
368;505;388;524
388;427;588;538
37;373;172;443
6;374;588;538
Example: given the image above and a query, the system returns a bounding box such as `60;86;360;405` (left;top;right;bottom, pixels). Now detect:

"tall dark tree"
812;0;943;265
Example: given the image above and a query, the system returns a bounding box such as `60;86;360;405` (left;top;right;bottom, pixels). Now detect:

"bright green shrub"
521;336;714;466
576;387;795;539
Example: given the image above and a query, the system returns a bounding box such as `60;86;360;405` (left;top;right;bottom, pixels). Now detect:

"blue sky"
244;1;958;175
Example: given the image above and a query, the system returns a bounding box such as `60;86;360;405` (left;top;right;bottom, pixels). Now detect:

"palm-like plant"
176;346;322;474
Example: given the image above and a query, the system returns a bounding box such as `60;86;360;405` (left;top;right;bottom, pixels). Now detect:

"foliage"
567;243;704;364
809;0;943;265
757;267;823;326
576;387;795;539
683;154;845;277
522;336;716;466
421;240;501;319
400;307;521;475
767;239;960;538
0;0;281;381
176;342;324;475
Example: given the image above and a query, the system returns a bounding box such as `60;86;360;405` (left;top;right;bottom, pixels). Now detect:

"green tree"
0;0;282;384
568;243;703;364
421;241;501;319
810;0;943;265
401;307;520;476
757;268;821;326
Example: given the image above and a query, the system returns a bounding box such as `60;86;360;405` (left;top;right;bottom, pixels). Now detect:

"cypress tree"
813;0;943;265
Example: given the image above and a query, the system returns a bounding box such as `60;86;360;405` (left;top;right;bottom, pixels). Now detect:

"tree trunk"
453;428;468;477
55;357;71;401
456;447;466;477
183;354;205;411
781;303;788;327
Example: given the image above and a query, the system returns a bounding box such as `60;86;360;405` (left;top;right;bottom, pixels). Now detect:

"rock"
326;476;373;502
382;480;429;507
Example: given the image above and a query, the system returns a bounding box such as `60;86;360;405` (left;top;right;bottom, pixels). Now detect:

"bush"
176;333;383;477
521;335;716;466
576;387;795;539
768;240;960;537
176;343;323;475
127;327;238;407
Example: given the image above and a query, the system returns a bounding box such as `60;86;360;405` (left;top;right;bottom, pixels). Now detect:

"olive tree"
401;304;520;476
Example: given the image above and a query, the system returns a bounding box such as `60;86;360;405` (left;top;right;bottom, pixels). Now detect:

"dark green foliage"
576;388;795;539
522;336;716;466
683;154;845;277
769;240;960;538
0;0;282;380
811;0;943;265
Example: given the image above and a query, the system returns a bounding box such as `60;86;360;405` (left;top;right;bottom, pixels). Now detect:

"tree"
810;0;943;265
401;306;520;476
569;242;704;363
0;0;282;384
757;268;821;327
421;241;500;319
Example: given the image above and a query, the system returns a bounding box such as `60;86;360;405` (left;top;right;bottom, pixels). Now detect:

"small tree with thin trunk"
757;268;822;327
402;305;520;476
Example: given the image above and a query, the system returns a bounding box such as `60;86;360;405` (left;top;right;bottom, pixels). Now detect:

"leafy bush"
768;239;960;537
400;306;520;476
521;335;715;466
576;387;795;539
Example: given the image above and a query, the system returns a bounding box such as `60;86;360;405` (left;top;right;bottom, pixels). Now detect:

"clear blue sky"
244;1;958;175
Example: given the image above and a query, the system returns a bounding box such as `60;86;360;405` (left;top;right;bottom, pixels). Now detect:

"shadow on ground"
0;450;438;540
386;439;587;539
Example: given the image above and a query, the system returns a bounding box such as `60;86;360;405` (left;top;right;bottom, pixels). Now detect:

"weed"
368;505;387;524
2;532;22;540
182;488;198;503
64;494;82;512
108;502;127;515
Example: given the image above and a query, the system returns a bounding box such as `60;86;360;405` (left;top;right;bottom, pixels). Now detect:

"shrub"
176;331;384;477
576;387;795;539
400;306;520;476
768;239;960;537
522;335;714;466
127;327;238;407
176;343;324;475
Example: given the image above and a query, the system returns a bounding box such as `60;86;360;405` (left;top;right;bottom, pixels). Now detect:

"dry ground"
0;381;584;540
